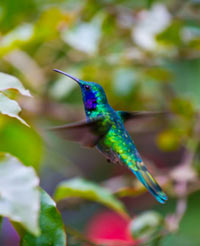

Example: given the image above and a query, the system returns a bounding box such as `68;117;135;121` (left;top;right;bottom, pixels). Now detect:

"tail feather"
131;162;167;204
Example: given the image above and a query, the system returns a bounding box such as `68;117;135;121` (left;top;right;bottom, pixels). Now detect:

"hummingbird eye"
84;85;90;90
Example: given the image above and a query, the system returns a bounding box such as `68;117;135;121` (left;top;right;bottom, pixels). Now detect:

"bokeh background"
0;0;200;245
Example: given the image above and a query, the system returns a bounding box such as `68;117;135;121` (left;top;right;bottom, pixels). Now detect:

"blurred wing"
117;111;168;129
50;118;110;148
117;111;167;121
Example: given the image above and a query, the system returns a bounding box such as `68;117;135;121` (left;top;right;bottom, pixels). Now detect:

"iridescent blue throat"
85;91;97;110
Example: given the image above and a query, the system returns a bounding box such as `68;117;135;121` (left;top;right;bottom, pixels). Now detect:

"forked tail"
130;162;167;204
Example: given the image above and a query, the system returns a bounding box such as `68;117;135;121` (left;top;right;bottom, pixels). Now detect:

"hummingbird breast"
96;109;141;168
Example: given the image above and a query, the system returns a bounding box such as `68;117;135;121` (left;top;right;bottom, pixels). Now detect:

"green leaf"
54;177;128;217
0;72;31;97
0;92;29;126
0;0;37;32
168;59;200;107
34;7;67;41
0;119;43;169
21;189;67;246
174;191;200;240
160;233;199;246
0;153;40;235
147;0;155;8
156;20;183;46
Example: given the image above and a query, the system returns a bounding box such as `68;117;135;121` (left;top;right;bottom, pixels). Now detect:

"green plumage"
52;69;168;204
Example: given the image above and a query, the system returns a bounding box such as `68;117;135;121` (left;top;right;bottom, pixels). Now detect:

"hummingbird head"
53;69;108;112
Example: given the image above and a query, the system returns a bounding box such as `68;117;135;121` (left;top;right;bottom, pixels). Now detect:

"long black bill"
53;69;81;84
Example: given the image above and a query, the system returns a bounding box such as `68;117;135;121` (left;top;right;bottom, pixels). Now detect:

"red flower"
85;210;136;245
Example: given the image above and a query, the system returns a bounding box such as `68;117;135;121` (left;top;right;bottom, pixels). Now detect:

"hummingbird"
52;69;168;204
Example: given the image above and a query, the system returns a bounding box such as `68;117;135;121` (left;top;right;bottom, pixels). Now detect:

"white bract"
132;4;171;50
0;72;31;126
0;154;40;235
62;14;104;55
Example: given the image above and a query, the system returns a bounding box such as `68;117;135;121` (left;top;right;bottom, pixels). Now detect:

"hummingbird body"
52;69;168;204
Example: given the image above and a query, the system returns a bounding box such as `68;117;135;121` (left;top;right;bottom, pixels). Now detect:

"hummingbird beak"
53;69;81;84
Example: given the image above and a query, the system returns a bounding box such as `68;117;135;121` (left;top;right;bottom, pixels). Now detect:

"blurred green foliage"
54;177;127;217
0;0;200;245
160;191;200;246
0;119;43;169
21;189;66;246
